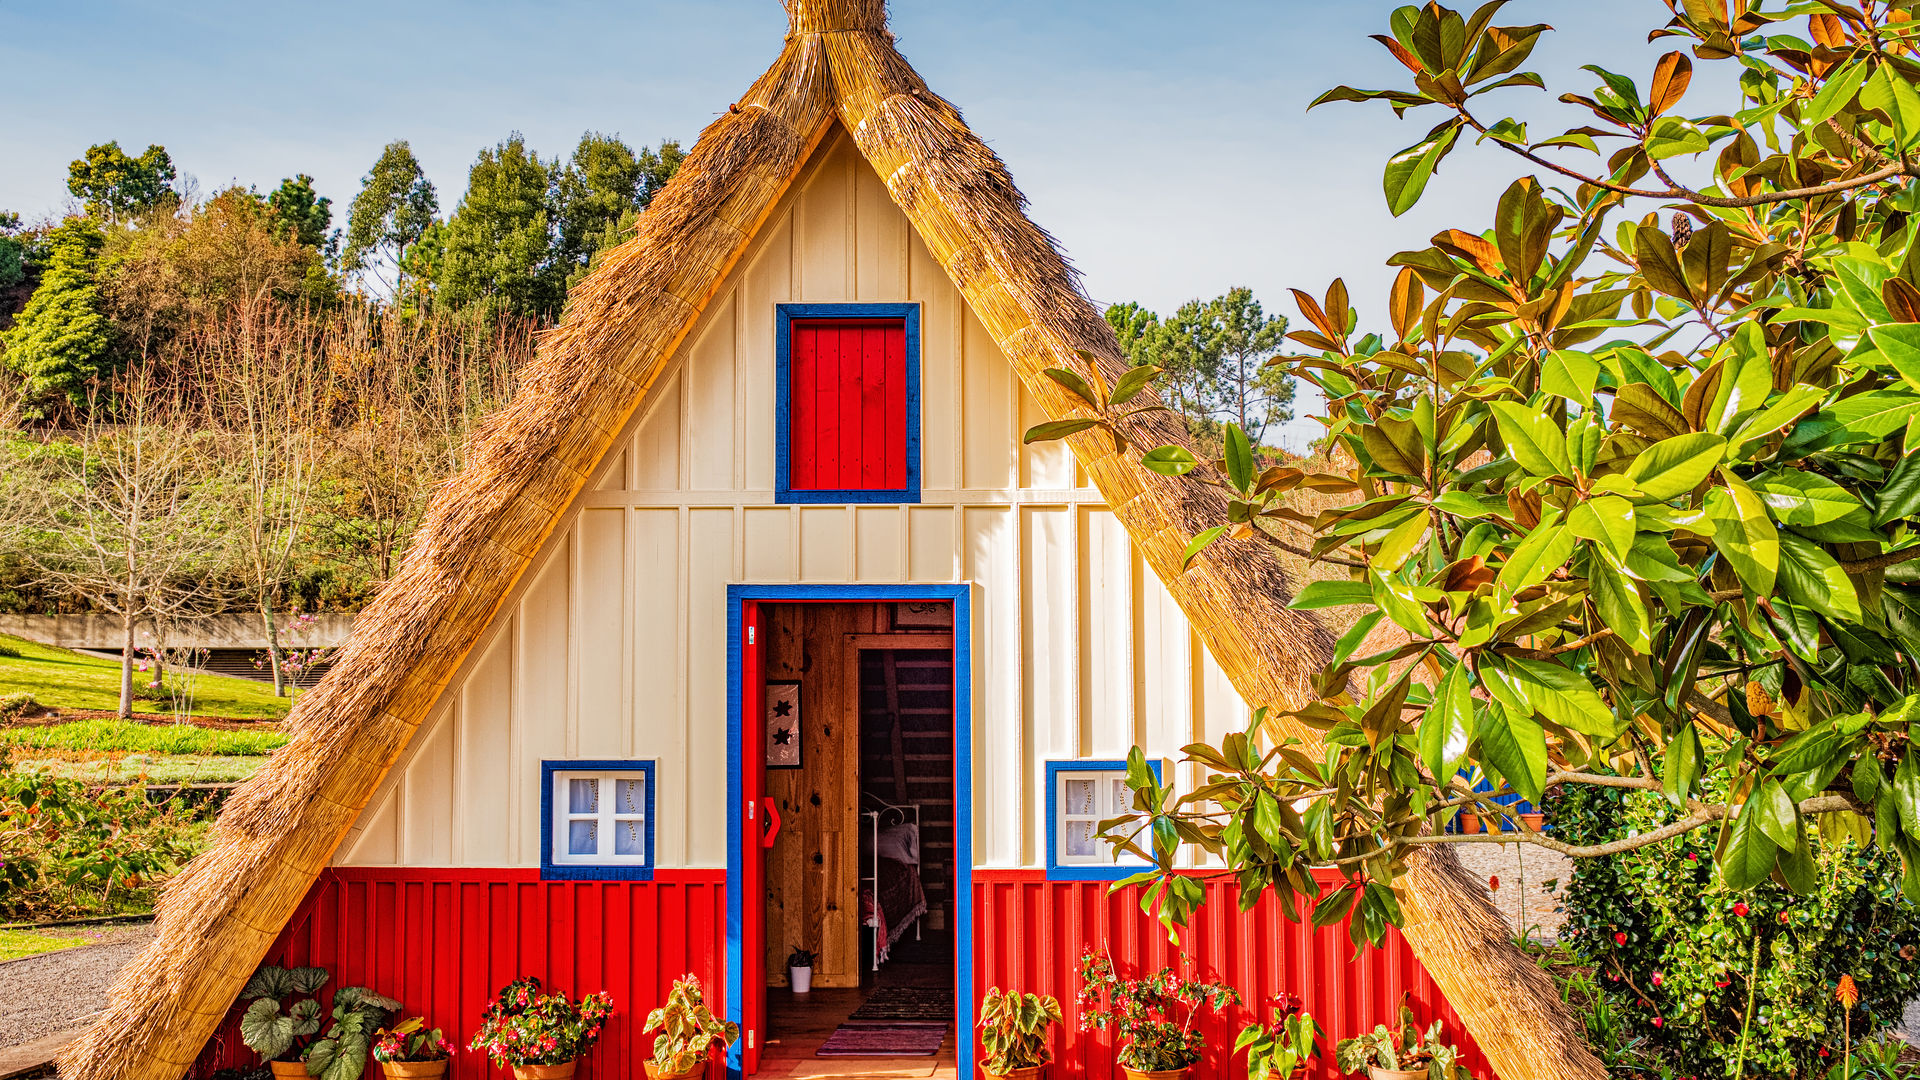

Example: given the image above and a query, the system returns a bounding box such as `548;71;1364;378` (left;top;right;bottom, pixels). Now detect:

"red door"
740;601;767;1074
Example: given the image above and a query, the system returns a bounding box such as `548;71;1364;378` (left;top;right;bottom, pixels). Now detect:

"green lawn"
14;752;271;784
1;719;286;755
0;927;91;961
0;633;291;720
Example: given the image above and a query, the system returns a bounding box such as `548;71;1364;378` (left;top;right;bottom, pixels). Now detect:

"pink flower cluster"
467;977;613;1069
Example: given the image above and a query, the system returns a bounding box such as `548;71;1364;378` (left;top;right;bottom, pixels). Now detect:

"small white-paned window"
1054;768;1147;868
550;770;649;866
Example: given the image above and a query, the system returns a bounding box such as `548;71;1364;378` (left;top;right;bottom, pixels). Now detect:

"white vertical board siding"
341;129;1261;871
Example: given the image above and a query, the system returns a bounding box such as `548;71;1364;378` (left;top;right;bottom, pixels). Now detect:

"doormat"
843;985;954;1026
815;1023;946;1057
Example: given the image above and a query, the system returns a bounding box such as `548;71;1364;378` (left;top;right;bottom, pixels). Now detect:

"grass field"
0;633;291;720
0;926;91;961
0;718;287;755
13;753;270;784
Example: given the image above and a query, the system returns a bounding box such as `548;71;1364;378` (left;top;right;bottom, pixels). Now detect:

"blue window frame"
540;759;656;881
774;302;921;504
1045;758;1164;881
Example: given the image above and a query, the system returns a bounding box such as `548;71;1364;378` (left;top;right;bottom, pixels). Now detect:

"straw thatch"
61;4;1600;1080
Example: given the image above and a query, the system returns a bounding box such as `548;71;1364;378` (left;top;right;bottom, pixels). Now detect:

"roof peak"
786;0;887;34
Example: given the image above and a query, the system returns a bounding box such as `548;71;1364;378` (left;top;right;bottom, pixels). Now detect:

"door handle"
760;797;782;848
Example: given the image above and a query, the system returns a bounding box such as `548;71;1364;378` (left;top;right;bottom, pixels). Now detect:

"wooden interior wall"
763;603;862;988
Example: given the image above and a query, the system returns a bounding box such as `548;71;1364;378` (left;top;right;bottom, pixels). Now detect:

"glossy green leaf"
1023;418;1098;444
1867;323;1920;390
1718;799;1779;891
1874;452;1920;526
1490;401;1572;477
1569;495;1634;559
1224;424;1254;493
1645;115;1711;159
1625;432;1727;500
1589;551;1652;653
1372;510;1430;572
1383;123;1462;216
1777;533;1862;622
1540;349;1601;403
1139;445;1199;476
1476;701;1548;804
1784;390;1920;455
1802;59;1871;128
1291;579;1374;610
1753;778;1800;850
1705;474;1778;597
1662;721;1701;806
1863;65;1920;148
1495;518;1575;598
1421;663;1474;780
1492;655;1617;737
1749;469;1863;526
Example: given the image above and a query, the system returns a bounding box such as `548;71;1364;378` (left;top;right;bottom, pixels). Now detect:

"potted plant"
1235;993;1320;1080
239;965;400;1080
469;976;614;1080
641;974;739;1079
977;986;1063;1079
372;1018;454;1080
1077;950;1239;1080
1333;1004;1471;1080
785;946;817;994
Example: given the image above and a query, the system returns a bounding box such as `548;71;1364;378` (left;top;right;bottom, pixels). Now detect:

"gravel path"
0;923;154;1049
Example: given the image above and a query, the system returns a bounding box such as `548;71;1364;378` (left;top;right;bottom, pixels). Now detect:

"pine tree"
0;216;112;419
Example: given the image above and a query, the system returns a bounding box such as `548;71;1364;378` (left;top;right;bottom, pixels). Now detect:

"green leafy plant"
469;976;614;1069
784;946;816;969
0;760;208;920
1234;992;1320;1080
641;974;737;1076
1830;1032;1920;1080
1076;950;1240;1072
1025;0;1920;957
239;966;329;1063
304;986;404;1080
371;1018;452;1064
1332;1004;1470;1079
976;987;1063;1075
1557;780;1920;1079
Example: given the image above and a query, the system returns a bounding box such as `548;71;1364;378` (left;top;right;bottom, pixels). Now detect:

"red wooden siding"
971;870;1493;1080
192;868;726;1080
788;318;908;491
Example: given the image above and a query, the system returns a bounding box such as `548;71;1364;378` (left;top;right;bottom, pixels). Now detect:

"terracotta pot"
1369;1069;1428;1080
1120;1067;1190;1080
513;1062;578;1080
1520;811;1547;832
381;1062;449;1080
1456;812;1483;834
983;1067;1045;1080
268;1062;308;1080
642;1063;701;1080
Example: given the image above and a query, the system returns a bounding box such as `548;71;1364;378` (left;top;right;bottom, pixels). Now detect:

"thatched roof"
63;4;1599;1080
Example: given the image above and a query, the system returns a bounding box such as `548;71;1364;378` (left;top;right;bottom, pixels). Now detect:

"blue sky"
1;1;1683;449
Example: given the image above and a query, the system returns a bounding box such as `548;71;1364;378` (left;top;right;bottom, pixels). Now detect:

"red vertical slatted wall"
191;869;726;1080
192;867;1489;1080
788;319;907;492
972;870;1493;1080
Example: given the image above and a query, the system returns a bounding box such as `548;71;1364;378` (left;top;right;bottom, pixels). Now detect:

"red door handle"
760;797;782;848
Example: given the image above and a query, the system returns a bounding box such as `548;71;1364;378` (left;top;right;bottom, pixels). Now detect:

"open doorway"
756;601;957;1075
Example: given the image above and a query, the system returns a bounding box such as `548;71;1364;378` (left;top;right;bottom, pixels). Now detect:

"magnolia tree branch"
1397;793;1863;858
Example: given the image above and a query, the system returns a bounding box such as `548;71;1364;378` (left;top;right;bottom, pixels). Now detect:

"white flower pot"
790;965;813;993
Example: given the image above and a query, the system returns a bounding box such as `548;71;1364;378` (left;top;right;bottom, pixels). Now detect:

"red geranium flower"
1732;901;1750;917
1614;931;1628;945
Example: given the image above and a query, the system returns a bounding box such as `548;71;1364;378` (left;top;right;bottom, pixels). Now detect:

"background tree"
1199;287;1292;446
551;134;685;290
0;216;113;420
0;371;223;716
341;141;437;298
435;135;560;319
266;175;336;255
66;142;178;221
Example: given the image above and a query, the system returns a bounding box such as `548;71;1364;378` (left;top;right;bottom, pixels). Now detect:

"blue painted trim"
774;303;922;505
1043;758;1163;881
726;583;970;1079
538;759;657;881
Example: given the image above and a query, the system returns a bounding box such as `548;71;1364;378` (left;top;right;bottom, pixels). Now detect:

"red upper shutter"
787;318;908;492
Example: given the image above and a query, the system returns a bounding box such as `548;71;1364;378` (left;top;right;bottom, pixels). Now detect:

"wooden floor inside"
759;986;957;1079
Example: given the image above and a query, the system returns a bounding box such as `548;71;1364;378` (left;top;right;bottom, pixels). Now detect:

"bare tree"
196;303;329;697
0;372;225;717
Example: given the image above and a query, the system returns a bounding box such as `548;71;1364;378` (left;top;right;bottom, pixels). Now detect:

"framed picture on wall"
892;600;951;629
765;680;803;769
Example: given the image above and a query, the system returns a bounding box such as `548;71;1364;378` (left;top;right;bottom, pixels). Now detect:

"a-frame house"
64;3;1594;1079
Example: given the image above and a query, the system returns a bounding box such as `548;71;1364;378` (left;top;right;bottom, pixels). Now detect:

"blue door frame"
725;583;973;1077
